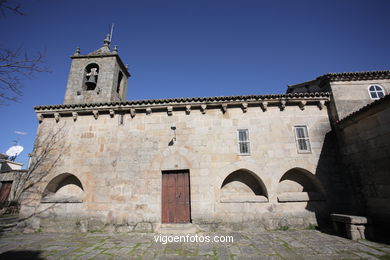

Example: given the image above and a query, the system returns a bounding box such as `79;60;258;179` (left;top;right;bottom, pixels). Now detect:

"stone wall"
20;102;348;232
329;79;390;121
337;96;390;241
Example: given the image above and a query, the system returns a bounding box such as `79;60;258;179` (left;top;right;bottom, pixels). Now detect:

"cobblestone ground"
0;230;389;259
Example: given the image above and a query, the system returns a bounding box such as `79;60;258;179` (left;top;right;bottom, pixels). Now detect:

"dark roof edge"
288;79;317;87
337;94;390;128
318;70;390;82
35;92;330;111
288;70;390;89
0;169;28;174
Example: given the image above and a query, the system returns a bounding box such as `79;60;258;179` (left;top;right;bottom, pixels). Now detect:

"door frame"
0;181;13;202
161;169;191;223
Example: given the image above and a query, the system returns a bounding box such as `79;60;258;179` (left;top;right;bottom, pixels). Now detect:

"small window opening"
237;129;250;155
84;63;99;91
116;71;123;94
368;85;385;100
294;126;311;153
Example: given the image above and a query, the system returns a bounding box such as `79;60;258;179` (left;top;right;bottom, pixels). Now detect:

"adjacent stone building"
336;95;390;241
19;35;390;237
0;154;26;214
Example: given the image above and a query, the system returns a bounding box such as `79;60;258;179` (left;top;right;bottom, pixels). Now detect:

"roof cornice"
34;92;330;122
35;92;330;111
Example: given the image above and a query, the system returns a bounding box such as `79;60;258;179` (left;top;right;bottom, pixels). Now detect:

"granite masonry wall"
329;79;390;121
19;101;348;232
337;96;390;241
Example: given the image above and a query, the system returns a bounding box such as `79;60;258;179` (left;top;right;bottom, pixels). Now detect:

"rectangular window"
294;126;311;153
237;129;250;155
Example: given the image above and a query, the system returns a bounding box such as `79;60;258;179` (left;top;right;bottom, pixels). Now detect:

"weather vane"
109;23;114;42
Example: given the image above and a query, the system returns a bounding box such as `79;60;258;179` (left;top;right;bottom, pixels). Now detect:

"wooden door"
0;182;12;202
162;170;190;223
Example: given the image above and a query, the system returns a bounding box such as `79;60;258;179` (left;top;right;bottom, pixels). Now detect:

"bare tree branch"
0;47;49;105
11;125;67;203
0;0;25;16
0;1;49;105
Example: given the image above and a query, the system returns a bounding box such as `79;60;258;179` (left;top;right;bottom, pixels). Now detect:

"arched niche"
220;169;268;203
41;173;84;203
277;168;325;202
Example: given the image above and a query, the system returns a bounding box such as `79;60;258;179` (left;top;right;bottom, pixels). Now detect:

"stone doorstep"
156;223;197;234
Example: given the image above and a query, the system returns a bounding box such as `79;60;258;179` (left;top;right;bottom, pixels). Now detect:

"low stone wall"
19;208;325;234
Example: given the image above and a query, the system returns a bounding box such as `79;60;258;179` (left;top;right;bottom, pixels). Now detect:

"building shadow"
309;131;390;245
307;131;354;232
0;250;44;260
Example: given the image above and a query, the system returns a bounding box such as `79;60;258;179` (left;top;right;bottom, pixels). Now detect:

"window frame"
237;129;251;156
368;84;385;100
294;125;312;154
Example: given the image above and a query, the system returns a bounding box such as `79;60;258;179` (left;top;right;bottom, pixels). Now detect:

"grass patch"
282;242;292;250
212;247;219;260
276;225;289;231
89;229;104;233
306;224;318;230
379;254;390;260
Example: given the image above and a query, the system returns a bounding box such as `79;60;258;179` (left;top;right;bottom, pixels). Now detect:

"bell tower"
63;34;130;104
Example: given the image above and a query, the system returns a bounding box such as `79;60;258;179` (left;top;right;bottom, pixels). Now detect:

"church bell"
86;75;97;89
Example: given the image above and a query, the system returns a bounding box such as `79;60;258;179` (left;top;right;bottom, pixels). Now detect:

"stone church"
19;35;390;236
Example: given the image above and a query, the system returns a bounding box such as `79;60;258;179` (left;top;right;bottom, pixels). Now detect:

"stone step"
0;223;17;232
0;214;19;232
157;223;197;234
0;214;19;219
0;222;17;228
0;217;19;224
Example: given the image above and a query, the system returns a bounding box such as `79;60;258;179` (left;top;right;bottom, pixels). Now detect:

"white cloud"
14;131;27;135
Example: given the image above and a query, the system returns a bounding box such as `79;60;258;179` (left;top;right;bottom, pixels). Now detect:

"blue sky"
1;0;390;167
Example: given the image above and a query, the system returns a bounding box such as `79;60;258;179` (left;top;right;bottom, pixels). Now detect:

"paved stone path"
0;230;389;259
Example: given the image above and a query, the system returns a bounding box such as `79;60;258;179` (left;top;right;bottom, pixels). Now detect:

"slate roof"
35;92;330;111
